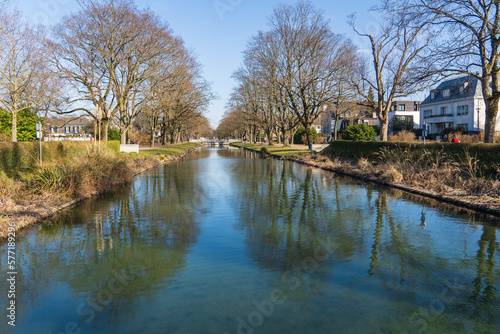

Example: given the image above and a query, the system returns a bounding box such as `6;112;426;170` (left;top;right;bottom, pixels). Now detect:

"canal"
1;147;499;333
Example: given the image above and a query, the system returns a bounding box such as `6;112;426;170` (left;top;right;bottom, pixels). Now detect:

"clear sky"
11;0;381;128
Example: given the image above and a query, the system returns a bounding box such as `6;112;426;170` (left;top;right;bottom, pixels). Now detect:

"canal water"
1;147;499;333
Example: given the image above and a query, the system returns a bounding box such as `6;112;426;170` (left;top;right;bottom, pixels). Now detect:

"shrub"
441;126;465;137
341;124;377;141
449;132;480;143
0;108;43;142
294;127;317;144
108;127;120;141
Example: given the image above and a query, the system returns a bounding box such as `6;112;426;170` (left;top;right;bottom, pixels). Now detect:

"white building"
419;75;499;136
388;101;421;129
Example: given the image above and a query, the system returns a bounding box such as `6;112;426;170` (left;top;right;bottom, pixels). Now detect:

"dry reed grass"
389;130;416;142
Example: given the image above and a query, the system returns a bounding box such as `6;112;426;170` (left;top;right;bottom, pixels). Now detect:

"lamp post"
477;106;481;132
36;122;42;166
423;122;427;145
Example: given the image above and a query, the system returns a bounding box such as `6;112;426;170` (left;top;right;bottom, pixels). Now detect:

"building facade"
419;75;499;136
389;101;421;130
319;102;374;134
44;117;93;141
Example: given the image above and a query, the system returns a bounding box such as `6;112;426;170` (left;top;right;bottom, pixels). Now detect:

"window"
392;115;414;132
443;89;450;98
430;92;435;100
440;107;447;116
457;105;468;115
457;124;468;131
398;104;406;111
460;82;468;94
424;110;432;118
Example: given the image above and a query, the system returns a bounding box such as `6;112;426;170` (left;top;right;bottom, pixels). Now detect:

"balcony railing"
423;113;454;119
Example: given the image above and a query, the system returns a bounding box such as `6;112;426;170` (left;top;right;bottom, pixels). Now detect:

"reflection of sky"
1;148;499;334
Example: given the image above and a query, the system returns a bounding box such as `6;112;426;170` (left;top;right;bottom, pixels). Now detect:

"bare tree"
329;61;360;140
49;7;117;141
245;31;299;146
0;9;60;142
394;0;500;143
350;8;435;141
270;2;357;150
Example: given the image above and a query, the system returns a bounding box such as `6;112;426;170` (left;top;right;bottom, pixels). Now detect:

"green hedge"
328;140;500;166
0;141;120;178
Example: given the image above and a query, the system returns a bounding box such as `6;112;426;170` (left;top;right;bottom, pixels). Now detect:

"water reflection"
2;162;205;333
229;154;500;333
1;148;499;334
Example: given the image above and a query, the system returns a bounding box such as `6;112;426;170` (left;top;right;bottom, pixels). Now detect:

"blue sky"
12;0;380;127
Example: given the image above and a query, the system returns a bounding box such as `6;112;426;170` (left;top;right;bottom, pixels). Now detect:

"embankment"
232;142;500;218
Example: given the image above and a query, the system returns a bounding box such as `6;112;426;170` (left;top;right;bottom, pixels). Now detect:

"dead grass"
389;130;416;142
292;145;500;204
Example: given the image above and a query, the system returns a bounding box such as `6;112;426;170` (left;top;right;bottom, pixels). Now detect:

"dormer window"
430;91;435;100
443;89;450;98
459;82;468;94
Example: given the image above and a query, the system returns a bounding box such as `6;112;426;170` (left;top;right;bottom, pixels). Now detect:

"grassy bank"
0;142;199;240
233;141;500;217
139;142;200;158
231;142;310;156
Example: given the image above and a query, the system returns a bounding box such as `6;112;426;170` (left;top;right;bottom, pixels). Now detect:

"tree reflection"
11;162;205;330
229;155;500;331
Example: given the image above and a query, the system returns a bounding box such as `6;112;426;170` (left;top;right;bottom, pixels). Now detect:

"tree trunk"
150;126;155;148
11;111;17;142
305;125;313;151
484;98;499;143
101;118;110;141
380;119;389;141
282;127;289;147
120;127;126;144
334;115;340;140
266;129;272;145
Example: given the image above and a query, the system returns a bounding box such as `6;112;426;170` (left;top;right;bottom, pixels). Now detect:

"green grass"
231;142;309;156
139;142;200;158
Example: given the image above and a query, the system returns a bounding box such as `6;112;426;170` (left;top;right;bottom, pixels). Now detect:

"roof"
420;75;480;105
45;117;92;127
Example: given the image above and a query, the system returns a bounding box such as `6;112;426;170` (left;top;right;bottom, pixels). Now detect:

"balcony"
423;113;454;119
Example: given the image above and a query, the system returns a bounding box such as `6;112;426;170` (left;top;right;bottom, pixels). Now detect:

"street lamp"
477;106;481;132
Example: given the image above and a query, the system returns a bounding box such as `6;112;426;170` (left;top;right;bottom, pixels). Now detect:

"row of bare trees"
217;3;359;150
219;0;500;144
0;0;213;145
